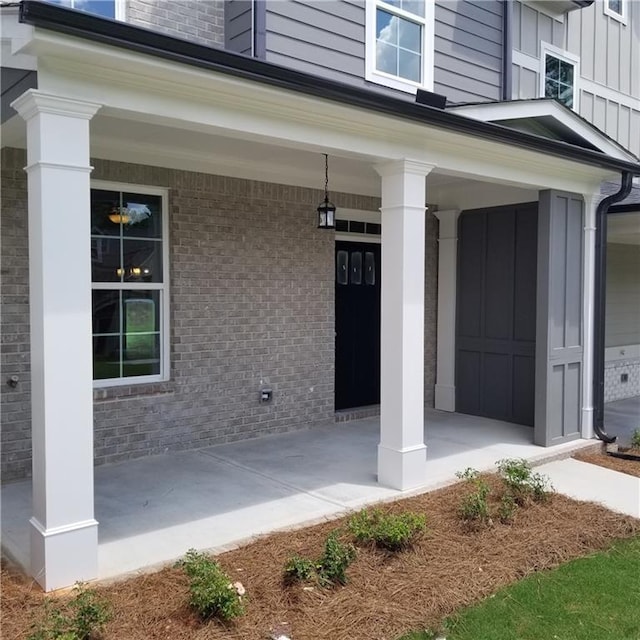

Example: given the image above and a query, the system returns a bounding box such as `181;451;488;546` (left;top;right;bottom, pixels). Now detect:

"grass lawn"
404;535;640;640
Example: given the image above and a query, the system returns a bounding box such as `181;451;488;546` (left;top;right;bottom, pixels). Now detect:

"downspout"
592;172;635;442
501;0;512;101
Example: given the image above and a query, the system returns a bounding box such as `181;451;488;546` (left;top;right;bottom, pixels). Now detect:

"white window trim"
365;0;435;94
539;42;580;112
603;0;628;25
91;180;170;389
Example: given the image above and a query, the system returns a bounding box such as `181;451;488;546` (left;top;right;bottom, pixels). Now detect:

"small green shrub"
28;584;111;640
456;467;491;525
317;532;357;587
348;509;427;551
497;458;553;504
284;531;356;588
179;549;245;621
498;492;517;524
283;556;315;583
631;428;640;449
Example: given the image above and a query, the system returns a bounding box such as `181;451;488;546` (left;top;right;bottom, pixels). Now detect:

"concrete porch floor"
1;409;595;583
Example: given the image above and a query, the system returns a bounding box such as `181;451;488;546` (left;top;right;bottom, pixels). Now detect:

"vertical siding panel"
512;0;521;51
520;3;539;56
593;95;607;131
606;22;621;90
631;2;640;97
618;11;632;94
566;10;580;57
521;67;538;99
629;111;640;157
618;106;631;156
593;5;608;85
512;64;521;99
552;16;565;49
538;13;552;47
580;91;594;123
605;101;619;139
580;2;595;81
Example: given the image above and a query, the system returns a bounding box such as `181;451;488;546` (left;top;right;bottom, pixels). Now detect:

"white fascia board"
22;28;613;194
448;100;638;162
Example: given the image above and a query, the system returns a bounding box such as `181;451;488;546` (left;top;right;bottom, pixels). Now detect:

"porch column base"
377;444;427;491
30;517;98;592
581;407;594;440
434;384;456;412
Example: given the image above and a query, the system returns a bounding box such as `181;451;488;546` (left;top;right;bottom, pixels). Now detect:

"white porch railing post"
581;193;599;440
375;159;435;490
11;90;101;591
433;209;461;412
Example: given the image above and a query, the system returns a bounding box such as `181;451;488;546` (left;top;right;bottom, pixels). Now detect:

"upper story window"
46;0;125;20
603;0;628;24
540;43;580;110
365;0;435;94
90;183;169;387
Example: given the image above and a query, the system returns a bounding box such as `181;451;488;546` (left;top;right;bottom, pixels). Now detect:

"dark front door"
335;241;381;410
456;203;538;426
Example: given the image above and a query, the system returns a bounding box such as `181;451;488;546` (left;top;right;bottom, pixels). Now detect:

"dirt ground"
3;475;638;640
574;448;640;478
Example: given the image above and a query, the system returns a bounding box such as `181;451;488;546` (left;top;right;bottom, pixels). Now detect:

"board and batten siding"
225;0;254;56
606;243;640;348
511;1;640;157
434;0;503;103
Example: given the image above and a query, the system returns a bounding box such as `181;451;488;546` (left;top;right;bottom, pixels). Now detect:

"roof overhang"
525;1;595;18
3;1;639;193
447;99;639;164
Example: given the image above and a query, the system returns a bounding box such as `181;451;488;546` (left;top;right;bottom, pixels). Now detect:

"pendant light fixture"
317;153;336;229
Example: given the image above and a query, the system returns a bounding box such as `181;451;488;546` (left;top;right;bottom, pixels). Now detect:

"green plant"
631;428;640;449
498;492;516;524
317;532;357;586
497;458;553;504
348;508;427;551
179;549;245;621
456;467;491;525
283;555;315;583
28;584;111;640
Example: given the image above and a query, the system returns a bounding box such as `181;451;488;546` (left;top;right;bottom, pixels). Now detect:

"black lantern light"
317;153;336;229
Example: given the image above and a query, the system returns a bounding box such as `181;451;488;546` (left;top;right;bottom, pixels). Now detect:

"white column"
375;159;435;490
581;193;598;440
11;90;101;591
433;209;461;412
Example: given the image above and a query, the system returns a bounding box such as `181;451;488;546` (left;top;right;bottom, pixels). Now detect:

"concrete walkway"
537;458;640;518
1;409;598;583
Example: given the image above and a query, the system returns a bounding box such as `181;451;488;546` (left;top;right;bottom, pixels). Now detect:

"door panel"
335;241;381;410
456;204;538;426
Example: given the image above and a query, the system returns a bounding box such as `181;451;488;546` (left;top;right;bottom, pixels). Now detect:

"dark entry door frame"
335;239;381;411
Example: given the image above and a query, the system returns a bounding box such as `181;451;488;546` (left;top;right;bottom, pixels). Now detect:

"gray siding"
225;0;254;55
606;243;640;347
513;1;565;56
434;0;503;103
264;1;368;88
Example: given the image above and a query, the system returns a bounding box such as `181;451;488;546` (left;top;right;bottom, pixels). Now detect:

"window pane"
91;237;122;282
559;61;573;85
376;9;398;45
545;55;560;81
365;252;376;286
351;251;362;285
123;291;161;376
93;335;120;380
121;193;162;238
91;189;121;237
544;77;558;99
608;0;622;14
402;0;424;17
399;49;421;82
558;84;573;108
92;290;120;335
122;239;163;282
376;41;397;76
337;250;349;285
77;1;116;18
399;18;421;53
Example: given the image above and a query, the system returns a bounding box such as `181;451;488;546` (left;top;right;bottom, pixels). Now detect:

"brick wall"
2;149;441;482
126;0;225;48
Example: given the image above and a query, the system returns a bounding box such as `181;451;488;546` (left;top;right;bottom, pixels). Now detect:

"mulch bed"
574;448;640;478
3;475;639;640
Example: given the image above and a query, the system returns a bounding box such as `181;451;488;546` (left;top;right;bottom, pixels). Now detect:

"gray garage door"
456;203;538;426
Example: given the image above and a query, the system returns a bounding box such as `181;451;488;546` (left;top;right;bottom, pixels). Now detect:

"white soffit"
448;100;638;164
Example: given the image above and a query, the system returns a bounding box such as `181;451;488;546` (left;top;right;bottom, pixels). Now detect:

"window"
45;0;125;20
540;43;580;110
90;183;169;386
365;0;435;93
604;0;628;24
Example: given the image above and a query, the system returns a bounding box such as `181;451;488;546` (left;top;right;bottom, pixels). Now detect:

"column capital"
11;89;101;122
374;158;437;179
433;209;461;240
